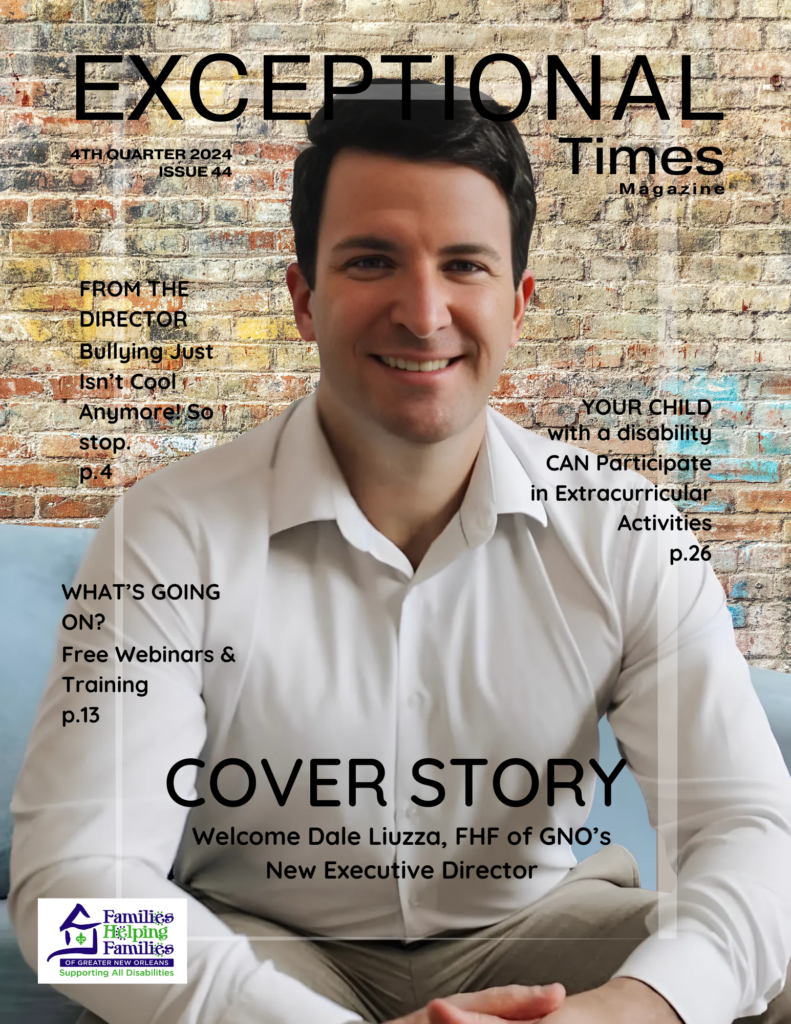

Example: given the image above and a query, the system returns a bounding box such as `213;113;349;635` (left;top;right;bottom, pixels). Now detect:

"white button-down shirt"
11;393;791;1024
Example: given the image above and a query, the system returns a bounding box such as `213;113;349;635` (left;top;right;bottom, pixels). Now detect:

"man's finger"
428;1005;546;1024
427;1004;507;1024
452;984;566;1017
429;985;566;1024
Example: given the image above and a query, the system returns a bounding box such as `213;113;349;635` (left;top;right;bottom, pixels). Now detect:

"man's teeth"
379;356;452;372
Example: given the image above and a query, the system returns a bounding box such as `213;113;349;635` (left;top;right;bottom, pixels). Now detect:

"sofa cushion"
0;525;93;899
573;716;658;888
0;899;82;1024
751;667;791;772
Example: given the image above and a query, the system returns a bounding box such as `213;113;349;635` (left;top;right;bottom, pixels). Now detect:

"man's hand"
387;983;566;1024
426;978;682;1024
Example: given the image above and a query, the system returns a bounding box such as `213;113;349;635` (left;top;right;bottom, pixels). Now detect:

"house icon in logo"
46;903;103;961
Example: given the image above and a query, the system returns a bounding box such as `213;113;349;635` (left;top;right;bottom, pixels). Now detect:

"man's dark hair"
290;80;537;290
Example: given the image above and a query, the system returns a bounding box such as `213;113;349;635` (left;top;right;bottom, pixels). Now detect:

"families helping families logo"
38;898;187;984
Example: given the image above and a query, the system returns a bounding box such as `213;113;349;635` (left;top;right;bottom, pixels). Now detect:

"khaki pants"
80;846;791;1023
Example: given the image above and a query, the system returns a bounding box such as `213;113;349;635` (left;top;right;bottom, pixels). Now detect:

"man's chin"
318;383;482;448
375;407;472;447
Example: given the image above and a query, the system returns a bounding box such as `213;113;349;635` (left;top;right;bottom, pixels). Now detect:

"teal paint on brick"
746;432;791;456
755;402;791;430
708;460;781;482
728;604;747;628
668;435;734;456
677;496;734;513
659;374;741;402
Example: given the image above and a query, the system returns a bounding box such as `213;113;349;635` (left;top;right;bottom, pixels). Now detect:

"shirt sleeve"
8;475;363;1024
605;501;791;1024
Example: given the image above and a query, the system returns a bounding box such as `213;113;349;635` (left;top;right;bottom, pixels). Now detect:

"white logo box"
38;898;187;984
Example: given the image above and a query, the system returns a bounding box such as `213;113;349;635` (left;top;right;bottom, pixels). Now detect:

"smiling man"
10;81;791;1024
287;143;532;568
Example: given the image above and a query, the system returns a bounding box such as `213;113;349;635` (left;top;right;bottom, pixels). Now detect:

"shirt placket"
392;578;432;938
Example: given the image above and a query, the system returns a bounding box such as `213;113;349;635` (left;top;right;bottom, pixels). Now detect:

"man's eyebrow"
331;235;399;254
438;242;502;263
331;237;503;262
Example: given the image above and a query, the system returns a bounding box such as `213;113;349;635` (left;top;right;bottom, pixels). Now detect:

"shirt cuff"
220;959;364;1024
611;931;743;1024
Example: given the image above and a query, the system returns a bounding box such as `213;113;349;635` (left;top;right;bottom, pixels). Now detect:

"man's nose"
390;265;453;339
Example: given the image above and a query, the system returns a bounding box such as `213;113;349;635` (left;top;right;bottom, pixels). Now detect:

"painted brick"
0;199;28;223
567;0;604;15
0;435;34;458
0;495;36;518
737;490;791;513
752;376;791;398
739;0;780;13
39;494;117;518
30;199;74;225
587;23;673;46
608;0;648;17
710;545;738;573
706;459;781;482
721;229;791;255
10;286;89;311
0;2;788;656
0;376;45;397
728;604;747;628
0;462;78;487
736;629;783;658
732;200;778;224
707;514;784;541
668;434;735;456
11;228;97;255
742;544;791;570
1;259;52;284
745;429;791;454
191;229;275;255
162;201;204;225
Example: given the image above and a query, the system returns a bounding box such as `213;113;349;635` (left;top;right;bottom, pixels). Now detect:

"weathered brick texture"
0;0;789;667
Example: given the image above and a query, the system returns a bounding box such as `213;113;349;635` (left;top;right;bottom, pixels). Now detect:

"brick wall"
0;1;789;667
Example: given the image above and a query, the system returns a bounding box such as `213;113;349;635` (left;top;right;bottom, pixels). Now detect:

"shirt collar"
458;408;547;548
269;392;546;564
269;394;411;571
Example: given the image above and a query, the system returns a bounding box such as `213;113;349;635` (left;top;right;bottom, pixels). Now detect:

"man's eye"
348;256;390;270
446;260;485;273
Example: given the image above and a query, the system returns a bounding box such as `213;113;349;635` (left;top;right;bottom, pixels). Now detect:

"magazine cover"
1;1;790;1023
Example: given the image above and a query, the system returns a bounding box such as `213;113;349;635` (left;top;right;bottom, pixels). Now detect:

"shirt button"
406;805;417;820
407;692;425;709
409;895;421;908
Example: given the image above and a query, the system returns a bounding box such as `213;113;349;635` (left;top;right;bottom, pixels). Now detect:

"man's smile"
371;354;464;374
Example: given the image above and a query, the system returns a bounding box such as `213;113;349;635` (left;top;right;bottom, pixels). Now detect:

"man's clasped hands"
388;977;683;1024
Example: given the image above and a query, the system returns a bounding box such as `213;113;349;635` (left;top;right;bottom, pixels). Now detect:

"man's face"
288;150;534;446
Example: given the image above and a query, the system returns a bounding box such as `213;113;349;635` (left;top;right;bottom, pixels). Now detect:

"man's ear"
510;269;535;349
286;263;317;342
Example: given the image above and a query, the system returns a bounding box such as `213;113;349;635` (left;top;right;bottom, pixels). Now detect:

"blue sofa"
2;522;790;1023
